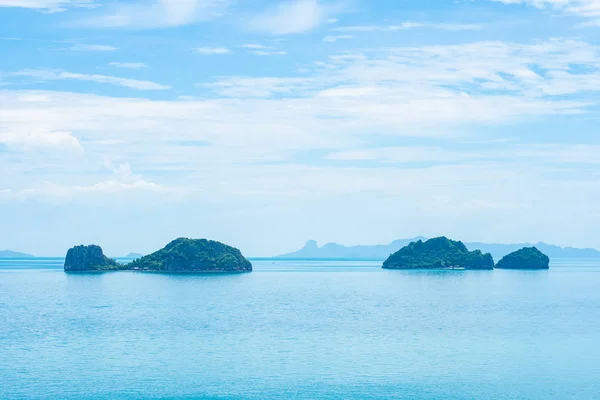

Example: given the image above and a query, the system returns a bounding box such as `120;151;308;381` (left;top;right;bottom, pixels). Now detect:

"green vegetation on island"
383;237;494;270
495;247;550;269
64;245;121;272
64;238;252;273
129;238;252;272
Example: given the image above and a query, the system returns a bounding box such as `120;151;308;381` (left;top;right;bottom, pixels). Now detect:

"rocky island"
64;238;252;273
383;237;494;270
64;245;121;272
128;238;252;272
495;247;550;269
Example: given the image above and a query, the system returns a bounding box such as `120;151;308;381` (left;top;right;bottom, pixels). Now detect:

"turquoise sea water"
1;258;599;399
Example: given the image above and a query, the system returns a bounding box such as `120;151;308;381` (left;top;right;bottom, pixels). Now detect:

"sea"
1;258;599;400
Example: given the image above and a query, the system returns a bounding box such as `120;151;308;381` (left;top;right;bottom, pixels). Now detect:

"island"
126;253;143;259
64;245;121;272
128;238;252;272
383;237;494;270
64;238;252;273
495;247;550;269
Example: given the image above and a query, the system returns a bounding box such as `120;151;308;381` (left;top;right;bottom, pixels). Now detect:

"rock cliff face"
495;247;550;269
383;237;494;270
128;238;252;272
64;245;120;272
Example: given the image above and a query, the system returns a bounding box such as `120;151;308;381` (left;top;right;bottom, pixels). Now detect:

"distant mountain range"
126;253;143;259
278;238;600;261
0;250;35;258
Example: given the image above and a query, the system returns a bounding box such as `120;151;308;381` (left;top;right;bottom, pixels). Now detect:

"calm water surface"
1;258;599;399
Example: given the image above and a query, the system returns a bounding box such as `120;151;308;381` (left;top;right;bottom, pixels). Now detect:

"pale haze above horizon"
2;0;600;257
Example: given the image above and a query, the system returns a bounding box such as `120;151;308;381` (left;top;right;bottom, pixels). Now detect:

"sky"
1;0;600;257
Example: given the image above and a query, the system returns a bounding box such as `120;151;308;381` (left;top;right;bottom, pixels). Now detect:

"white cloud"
492;0;600;24
194;46;232;55
0;161;186;204
0;130;82;152
200;76;314;97
70;43;118;51
6;178;176;201
250;50;288;56
0;0;94;12
108;62;147;69
323;34;353;42
326;147;479;163
2;39;600;209
240;44;271;49
492;0;600;15
331;25;379;32
248;0;329;35
333;22;483;33
12;69;170;90
16;94;52;102
239;44;287;55
43;179;167;196
326;145;600;165
78;0;229;29
1;87;599;244
202;39;600;105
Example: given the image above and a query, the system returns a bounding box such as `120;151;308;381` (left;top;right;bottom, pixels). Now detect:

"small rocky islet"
64;245;121;272
383;237;494;270
64;238;252;273
495;247;550;269
383;237;551;270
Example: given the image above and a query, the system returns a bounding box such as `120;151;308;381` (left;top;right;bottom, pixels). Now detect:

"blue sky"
1;0;600;256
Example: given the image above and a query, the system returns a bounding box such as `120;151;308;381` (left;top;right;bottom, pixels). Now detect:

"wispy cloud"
240;44;271;49
77;0;230;29
325;144;600;165
323;34;353;42
333;22;483;33
204;39;600;101
250;50;287;56
240;44;287;56
0;129;82;152
200;76;313;97
492;0;600;24
194;46;232;55
491;0;600;16
70;43;118;51
12;69;170;90
3;39;600;209
1;164;182;202
0;0;95;12
248;0;332;35
108;62;147;69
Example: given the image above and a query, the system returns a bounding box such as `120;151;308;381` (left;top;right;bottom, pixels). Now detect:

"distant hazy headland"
279;238;600;261
0;250;34;258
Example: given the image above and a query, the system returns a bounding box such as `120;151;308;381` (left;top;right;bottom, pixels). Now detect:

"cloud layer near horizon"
1;0;600;255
